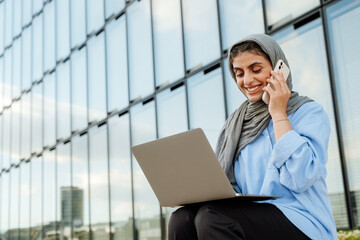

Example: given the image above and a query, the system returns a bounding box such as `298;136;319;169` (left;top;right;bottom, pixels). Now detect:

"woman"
168;34;337;239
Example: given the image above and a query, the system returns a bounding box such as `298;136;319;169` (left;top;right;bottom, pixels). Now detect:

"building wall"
0;0;360;239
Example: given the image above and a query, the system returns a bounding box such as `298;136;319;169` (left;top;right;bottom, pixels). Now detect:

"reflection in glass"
0;57;3;110
86;0;105;34
273;18;347;227
70;0;86;48
12;39;22;99
152;0;184;86
22;26;32;91
44;73;56;147
43;1;56;72
182;0;220;71
71;47;88;132
3;49;12;107
32;14;43;82
219;0;264;51
0;3;4;54
30;155;43;239
11;101;21;165
108;114;133;239
105;0;125;18
9;167;20;239
131;101;161;240
32;82;43;154
4;0;12;47
32;0;43;15
89;123;110;239
2;108;11;169
57;61;71;140
187;67;226;148
57;142;72;238
0;172;9;238
22;0;31;27
19;161;31;239
223;59;247;115
156;86;188;238
265;0;319;29
13;0;22;37
127;0;154;100
72;133;90;238
20;92;31;160
106;15;129;112
43;149;57;239
56;0;70;61
88;33;107;123
326;0;360;227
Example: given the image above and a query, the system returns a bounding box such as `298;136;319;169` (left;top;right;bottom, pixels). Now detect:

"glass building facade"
0;0;359;239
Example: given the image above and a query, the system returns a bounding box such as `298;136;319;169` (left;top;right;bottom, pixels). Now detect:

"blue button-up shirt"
234;102;337;240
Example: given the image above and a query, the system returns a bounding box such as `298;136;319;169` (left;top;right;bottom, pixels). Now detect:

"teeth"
247;86;260;91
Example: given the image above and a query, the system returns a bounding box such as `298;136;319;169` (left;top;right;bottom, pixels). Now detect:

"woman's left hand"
263;70;291;121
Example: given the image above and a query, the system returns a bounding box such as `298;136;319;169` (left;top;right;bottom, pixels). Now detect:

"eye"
235;72;244;78
252;67;262;73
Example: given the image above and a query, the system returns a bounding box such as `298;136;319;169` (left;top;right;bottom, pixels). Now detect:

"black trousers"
168;200;310;240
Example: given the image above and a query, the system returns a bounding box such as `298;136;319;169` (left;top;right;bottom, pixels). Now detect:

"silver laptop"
131;128;278;207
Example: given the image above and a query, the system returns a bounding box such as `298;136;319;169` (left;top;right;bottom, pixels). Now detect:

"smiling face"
232;51;273;102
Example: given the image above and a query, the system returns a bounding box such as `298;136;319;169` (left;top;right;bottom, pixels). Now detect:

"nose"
243;72;253;86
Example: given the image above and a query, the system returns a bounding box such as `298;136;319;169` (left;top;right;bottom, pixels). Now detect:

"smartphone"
262;59;290;105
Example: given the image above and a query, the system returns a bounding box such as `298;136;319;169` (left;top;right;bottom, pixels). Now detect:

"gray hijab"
215;34;312;191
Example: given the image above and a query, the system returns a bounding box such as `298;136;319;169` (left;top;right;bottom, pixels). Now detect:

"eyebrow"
233;61;264;71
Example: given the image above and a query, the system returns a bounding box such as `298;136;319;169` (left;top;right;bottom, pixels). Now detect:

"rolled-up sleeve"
270;103;330;193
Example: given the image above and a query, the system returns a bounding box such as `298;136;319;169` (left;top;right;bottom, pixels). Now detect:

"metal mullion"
262;0;269;34
320;4;355;229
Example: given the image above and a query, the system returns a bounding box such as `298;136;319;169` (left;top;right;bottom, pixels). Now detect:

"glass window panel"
44;1;56;72
31;82;43;154
89;123;110;239
22;0;31;27
108;114;133;239
88;33;107;122
19;161;31;238
4;0;12;47
12;38;21;99
87;0;105;34
326;0;360;227
0;115;3;168
22;26;32;91
56;0;70;61
9;167;20;238
152;0;184;86
43;73;56;147
265;0;320;30
187;67;226;148
157;86;188;138
182;0;220;71
71;0;86;48
71;47;88;132
57;61;71;140
130;101;161;239
56;142;72;238
0;172;9;237
71;133;90;238
272;18;347;228
30;155;43;238
13;0;22;37
127;0;154;100
0;3;4;55
0;57;3;110
105;0;125;19
219;0;264;51
20;92;31;160
106;15;129;113
32;14;43;82
11;101;21;165
3;49;12;107
223;59;247;115
156;86;187;238
2;108;11;169
32;0;43;15
43;149;56;237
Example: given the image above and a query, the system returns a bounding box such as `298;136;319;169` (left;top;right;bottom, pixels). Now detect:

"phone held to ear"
262;59;290;105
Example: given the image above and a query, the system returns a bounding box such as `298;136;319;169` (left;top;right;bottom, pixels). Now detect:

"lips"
245;85;262;94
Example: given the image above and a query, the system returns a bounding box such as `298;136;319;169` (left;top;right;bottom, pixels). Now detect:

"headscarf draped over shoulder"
215;34;312;191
